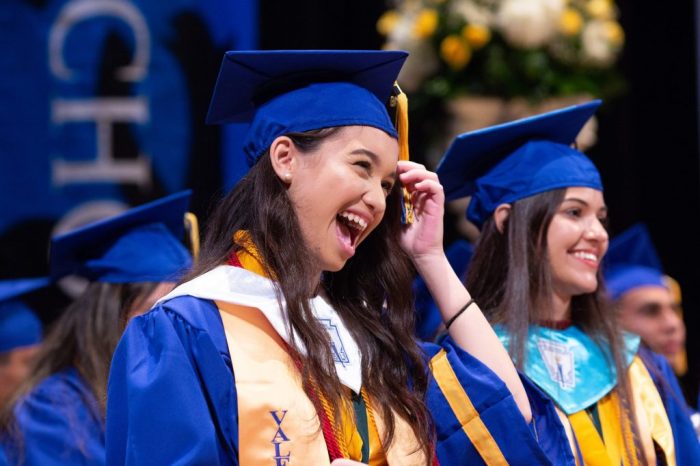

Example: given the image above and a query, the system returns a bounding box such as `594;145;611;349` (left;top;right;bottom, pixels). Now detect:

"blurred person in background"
606;224;686;369
606;223;700;445
0;279;46;411
0;192;194;466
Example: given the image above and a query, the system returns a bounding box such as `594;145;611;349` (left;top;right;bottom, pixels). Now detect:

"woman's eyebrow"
350;148;398;180
562;197;588;206
350;148;379;162
563;197;608;213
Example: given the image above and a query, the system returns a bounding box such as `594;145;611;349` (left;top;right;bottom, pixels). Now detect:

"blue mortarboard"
49;192;193;283
414;240;474;340
604;223;666;300
436;101;603;228
206;50;408;165
0;277;47;352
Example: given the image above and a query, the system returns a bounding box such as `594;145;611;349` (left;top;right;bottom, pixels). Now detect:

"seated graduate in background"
106;50;573;466
0;192;194;466
605;223;700;458
606;224;686;369
0;279;46;411
437;100;693;465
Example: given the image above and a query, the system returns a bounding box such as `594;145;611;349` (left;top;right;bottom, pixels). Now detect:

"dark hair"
0;281;160;466
466;188;646;465
187;127;434;459
0;281;159;430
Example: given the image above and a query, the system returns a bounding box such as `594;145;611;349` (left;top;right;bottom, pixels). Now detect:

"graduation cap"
414;240;473;340
436;101;603;228
604;223;666;300
49;191;193;283
0;277;47;352
206;50;409;165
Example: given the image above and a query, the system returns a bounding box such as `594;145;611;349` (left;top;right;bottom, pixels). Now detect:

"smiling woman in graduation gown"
106;50;574;466
437;101;700;465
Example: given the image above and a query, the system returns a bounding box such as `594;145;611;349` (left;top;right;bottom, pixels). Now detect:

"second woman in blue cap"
438;101;699;465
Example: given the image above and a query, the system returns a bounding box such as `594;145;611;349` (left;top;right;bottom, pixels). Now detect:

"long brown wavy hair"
187;127;434;460
466;188;646;465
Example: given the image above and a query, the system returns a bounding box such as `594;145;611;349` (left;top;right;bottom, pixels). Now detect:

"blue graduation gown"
638;347;700;466
106;296;572;465
1;368;104;466
0;444;8;466
421;337;574;465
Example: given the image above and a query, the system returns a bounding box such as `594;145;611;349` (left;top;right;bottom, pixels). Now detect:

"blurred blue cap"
414;240;474;340
604;223;666;300
436;101;603;228
0;277;47;352
49;192;193;283
206;50;408;165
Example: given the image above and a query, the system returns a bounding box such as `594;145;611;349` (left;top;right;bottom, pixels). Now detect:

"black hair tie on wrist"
445;298;476;330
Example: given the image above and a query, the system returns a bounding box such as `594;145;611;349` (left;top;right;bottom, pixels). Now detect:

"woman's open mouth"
336;211;368;254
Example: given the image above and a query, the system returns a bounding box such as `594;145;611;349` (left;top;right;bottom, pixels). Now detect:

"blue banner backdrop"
0;0;257;277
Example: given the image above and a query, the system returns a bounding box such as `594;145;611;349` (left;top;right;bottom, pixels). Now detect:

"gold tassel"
184;212;200;262
391;82;414;224
393;83;410;163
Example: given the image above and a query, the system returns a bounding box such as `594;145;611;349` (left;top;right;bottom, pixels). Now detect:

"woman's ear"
269;136;296;184
493;204;512;233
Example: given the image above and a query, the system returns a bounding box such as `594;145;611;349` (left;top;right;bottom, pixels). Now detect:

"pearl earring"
284;172;292;181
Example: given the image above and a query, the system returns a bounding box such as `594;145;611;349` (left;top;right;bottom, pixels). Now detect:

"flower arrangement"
378;0;625;101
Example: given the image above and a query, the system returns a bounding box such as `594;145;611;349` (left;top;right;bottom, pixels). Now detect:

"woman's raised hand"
397;160;445;264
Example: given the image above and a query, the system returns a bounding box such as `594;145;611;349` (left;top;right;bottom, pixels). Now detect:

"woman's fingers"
396;160;427;172
410;178;443;195
398;168;439;187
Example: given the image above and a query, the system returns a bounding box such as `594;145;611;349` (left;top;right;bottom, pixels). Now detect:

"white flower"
385;7;439;92
391;39;440;92
581;20;617;66
386;7;420;45
450;0;496;27
497;0;565;48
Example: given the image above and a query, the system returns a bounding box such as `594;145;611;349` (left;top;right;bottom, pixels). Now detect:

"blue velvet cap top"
0;277;47;352
604;223;666;300
206;50;408;165
49;192;193;283
436;101;603;228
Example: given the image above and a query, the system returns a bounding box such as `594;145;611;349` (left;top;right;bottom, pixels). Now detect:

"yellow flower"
413;9;439;39
604;20;624;46
440;35;472;70
462;24;491;50
559;8;583;36
586;0;614;20
376;10;400;36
